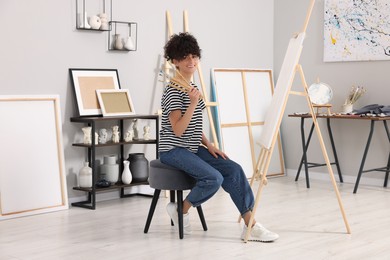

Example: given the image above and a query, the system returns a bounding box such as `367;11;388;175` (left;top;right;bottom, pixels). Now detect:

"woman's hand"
188;87;200;104
201;133;228;159
207;144;228;160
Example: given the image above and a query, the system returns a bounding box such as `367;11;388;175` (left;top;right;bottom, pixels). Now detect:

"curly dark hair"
164;32;202;61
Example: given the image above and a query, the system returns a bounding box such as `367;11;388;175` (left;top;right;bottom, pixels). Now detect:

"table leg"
353;120;375;194
326;118;343;182
295;118;315;188
383;121;390;187
383;153;390;187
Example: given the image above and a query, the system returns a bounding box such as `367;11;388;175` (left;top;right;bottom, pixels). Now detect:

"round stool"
144;159;208;239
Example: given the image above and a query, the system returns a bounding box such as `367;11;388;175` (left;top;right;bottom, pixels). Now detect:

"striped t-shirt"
159;82;206;153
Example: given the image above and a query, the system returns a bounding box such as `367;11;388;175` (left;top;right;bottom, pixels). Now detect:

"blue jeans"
160;146;254;216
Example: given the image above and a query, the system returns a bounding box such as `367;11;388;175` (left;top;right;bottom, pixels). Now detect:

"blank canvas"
0;96;68;220
259;32;306;149
212;69;285;178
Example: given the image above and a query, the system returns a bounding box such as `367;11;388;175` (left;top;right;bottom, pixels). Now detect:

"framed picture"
69;68;121;116
324;0;390;62
96;89;135;116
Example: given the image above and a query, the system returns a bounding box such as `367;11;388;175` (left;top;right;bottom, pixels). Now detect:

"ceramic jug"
124;36;135;51
114;34;123;50
100;155;119;183
79;162;92;188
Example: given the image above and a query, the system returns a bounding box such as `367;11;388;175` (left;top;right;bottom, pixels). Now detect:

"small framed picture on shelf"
69;68;121;116
96;89;135;117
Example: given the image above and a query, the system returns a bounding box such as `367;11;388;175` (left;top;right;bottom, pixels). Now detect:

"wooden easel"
164;10;220;149
313;104;332;115
242;0;351;242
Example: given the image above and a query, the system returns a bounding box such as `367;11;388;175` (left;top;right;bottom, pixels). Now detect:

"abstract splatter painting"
324;0;390;62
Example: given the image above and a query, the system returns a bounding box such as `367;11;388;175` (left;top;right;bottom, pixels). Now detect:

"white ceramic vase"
124;36;135;51
79;162;92;188
99;155;119;183
79;12;91;29
121;160;132;184
89;15;102;30
114;34;123;50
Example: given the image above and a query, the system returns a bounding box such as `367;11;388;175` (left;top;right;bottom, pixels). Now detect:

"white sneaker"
166;202;192;234
241;223;279;242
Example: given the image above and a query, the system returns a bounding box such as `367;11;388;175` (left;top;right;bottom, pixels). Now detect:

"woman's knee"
202;172;223;189
215;174;224;186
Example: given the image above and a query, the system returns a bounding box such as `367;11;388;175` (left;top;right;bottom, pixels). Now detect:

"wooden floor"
1;176;390;260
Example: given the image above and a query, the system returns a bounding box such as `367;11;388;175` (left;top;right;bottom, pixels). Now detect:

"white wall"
274;0;389;184
0;0;274;199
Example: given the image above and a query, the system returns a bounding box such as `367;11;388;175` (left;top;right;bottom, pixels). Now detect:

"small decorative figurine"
99;13;109;30
99;128;108;144
112;125;120;143
94;132;99;145
82;127;92;145
124;129;134;142
143;125;151;140
132;119;139;139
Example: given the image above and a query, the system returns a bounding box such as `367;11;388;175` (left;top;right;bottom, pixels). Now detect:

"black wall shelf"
76;0;112;31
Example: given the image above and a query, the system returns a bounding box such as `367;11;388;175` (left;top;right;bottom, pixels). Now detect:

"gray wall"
275;0;389;184
2;0;387;201
0;0;274;200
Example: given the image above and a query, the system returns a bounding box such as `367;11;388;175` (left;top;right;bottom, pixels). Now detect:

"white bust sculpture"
99;128;108;144
143;125;151;140
124;130;134;142
82;127;92;145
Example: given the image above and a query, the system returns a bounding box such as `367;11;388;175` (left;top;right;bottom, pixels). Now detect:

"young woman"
159;32;278;242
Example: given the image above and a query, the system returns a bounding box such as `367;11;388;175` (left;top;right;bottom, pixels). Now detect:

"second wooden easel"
242;0;351;242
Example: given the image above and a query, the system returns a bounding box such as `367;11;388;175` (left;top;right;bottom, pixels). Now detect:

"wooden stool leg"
196;206;208;231
177;190;184;239
144;189;161;233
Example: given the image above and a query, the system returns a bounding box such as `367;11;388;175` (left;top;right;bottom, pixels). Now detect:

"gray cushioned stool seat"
148;159;196;190
144;159;207;239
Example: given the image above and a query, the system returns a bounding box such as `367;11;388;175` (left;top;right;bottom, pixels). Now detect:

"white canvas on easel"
242;0;351;242
212;69;285;178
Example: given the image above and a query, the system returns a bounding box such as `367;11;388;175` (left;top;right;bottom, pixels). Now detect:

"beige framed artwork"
69;68;121;116
96;89;135;116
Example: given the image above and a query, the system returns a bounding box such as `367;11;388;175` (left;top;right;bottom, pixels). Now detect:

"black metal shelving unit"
71;114;159;209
